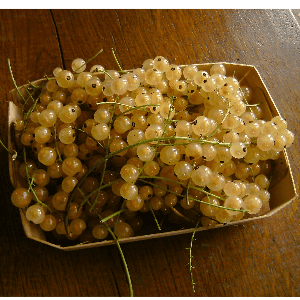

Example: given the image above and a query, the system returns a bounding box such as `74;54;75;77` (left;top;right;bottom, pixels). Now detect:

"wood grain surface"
0;9;299;297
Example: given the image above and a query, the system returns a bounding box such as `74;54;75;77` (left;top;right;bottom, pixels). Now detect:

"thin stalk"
132;95;175;185
74;128;105;150
188;219;200;292
96;102;161;118
239;87;255;117
43;74;51;81
86;200;133;297
146;200;161;231
137;177;247;213
23;148;52;212
206;103;231;139
27;81;40;89
8;59;27;104
23;92;41;130
0;139;16;157
100;208;126;223
74;49;104;73
21;87;37;113
53;125;62;162
81;178;124;207
111;48;124;73
67;135;230;204
90;98;117;211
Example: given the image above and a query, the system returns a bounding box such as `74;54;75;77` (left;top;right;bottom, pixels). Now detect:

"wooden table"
0;9;299;296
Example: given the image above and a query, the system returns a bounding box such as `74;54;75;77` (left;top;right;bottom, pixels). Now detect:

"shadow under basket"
8;63;298;251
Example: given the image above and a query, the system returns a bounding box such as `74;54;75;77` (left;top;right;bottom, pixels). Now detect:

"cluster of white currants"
11;55;294;244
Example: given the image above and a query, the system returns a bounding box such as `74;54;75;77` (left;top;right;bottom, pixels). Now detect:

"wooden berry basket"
8;63;298;251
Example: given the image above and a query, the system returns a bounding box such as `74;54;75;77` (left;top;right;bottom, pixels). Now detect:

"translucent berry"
11;188;32;208
26;204;45;224
38;147;57;166
71;58;86;73
56;70;75;88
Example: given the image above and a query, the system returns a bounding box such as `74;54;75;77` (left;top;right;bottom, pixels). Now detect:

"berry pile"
11;54;295;245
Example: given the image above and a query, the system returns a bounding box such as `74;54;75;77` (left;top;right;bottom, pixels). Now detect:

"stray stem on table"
187;219;200;292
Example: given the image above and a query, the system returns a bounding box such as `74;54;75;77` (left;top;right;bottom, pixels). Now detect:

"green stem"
27;81;40;89
53;125;62;162
23;92;41;130
146;200;161;231
86;200;133;297
188;219;200;292
239;87;256;117
111;48;124;73
137;178;247;213
23;148;52;212
132;95;175;185
90;99;117;211
8;59;27;104
74;128;105;150
100;208;126;223
74;49;104;73
207;102;231;139
97;102;161;119
84;179;124;205
0;139;14;155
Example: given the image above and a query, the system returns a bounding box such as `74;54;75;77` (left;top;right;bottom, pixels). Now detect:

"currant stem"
137;177;247;213
73;49;104;74
8;58;27;104
189;219;200;293
239;87;255;117
0;139;15;156
85;200;133;297
206;102;231;139
90;99;117;211
111;48;125;73
74;128;105;150
146;200;161;231
53;125;62;162
100;208;126;224
23;147;52;212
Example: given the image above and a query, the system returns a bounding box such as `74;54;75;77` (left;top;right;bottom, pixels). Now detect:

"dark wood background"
0;9;299;296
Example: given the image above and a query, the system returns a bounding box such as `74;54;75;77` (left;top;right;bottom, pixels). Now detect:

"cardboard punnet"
8;63;298;251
